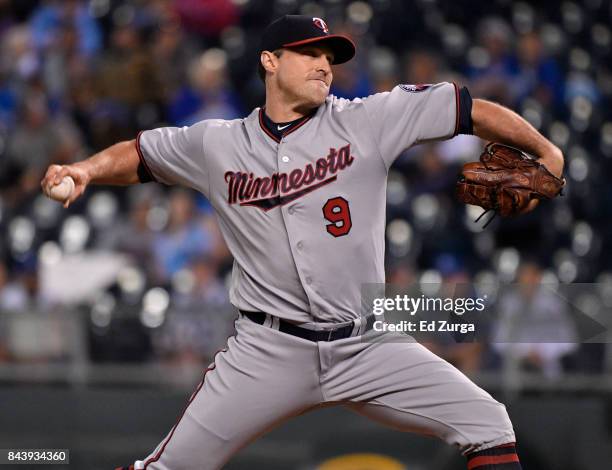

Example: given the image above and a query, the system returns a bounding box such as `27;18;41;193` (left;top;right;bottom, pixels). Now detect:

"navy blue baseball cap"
261;15;356;65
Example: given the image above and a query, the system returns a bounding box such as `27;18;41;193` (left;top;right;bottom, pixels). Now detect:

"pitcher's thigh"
340;340;515;453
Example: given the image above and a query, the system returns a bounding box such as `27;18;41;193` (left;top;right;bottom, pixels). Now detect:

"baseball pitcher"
42;15;564;470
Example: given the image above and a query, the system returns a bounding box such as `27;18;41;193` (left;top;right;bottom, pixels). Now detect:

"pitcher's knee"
456;399;516;454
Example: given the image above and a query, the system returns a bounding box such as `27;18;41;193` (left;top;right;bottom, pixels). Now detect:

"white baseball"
47;176;75;202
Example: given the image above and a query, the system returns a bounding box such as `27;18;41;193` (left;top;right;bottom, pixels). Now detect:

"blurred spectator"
424;254;484;374
330;24;372;99
0;25;36;127
155;256;233;364
41;20;88;104
65;66;103;149
409;144;460;196
152;189;217;282
99;185;159;280
510;31;564;111
331;58;373;99
368;47;399;93
173;256;228;309
174;0;238;38
94;19;161;135
150;16;199;120
0;260;29;311
1;24;38;83
5;90;63;198
402;49;444;85
387;262;417;288
29;0;102;57
0;333;8;362
491;261;578;378
467;17;516;105
172;48;242;126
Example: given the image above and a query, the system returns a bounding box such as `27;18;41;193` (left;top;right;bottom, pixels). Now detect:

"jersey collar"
258;107;316;143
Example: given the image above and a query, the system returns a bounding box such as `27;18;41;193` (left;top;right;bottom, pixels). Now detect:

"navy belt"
240;310;375;342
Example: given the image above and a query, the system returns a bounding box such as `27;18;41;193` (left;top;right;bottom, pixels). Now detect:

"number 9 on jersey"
322;197;352;237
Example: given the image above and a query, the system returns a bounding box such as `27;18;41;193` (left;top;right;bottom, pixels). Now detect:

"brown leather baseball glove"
456;142;565;223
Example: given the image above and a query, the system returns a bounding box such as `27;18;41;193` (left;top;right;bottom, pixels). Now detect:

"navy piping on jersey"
453;83;460;136
258;107;316;143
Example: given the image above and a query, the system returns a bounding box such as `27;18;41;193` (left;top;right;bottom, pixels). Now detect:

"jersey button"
305;276;312;285
288;206;295;215
297;241;303;249
281;156;290;163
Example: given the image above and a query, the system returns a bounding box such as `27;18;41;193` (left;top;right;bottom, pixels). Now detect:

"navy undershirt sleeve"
137;161;154;183
458;86;473;135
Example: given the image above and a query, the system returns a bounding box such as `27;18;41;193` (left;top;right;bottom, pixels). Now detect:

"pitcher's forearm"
75;140;142;186
472;99;564;177
41;139;145;207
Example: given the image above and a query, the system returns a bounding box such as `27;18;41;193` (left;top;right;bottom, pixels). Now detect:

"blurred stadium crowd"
0;0;611;380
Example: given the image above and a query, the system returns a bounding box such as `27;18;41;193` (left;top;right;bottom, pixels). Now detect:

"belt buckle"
327;329;334;342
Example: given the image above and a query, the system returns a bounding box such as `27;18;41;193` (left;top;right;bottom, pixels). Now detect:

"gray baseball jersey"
130;83;516;470
138;82;459;324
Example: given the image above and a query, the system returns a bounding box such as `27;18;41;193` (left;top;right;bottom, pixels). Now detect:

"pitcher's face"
271;44;334;108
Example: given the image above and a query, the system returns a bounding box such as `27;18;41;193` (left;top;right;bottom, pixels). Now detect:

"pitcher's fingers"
519;199;539;215
54;166;71;185
41;164;63;189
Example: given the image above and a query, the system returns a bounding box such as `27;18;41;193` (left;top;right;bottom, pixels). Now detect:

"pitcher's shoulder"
182;115;251;138
201;115;248;129
325;94;372;114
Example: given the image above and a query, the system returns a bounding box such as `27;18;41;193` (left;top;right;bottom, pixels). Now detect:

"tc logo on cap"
313;17;329;33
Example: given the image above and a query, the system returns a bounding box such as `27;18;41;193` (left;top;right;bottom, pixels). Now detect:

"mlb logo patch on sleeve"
399;84;431;93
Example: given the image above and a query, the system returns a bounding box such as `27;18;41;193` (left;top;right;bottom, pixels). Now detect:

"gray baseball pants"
134;314;515;469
